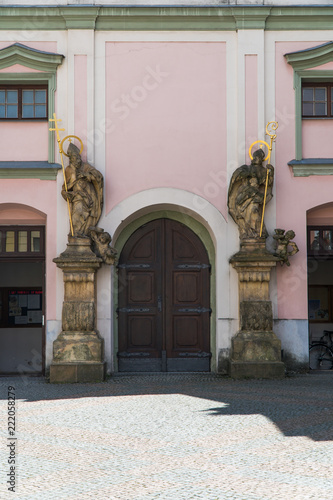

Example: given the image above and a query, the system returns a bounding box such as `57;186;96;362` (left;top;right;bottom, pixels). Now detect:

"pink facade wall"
0;64;41;73
1;122;48;161
275;41;333;320
303;121;333;158
105;42;227;217
0;183;58;319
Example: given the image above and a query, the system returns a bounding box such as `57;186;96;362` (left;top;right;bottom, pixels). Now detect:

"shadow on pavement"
1;372;332;442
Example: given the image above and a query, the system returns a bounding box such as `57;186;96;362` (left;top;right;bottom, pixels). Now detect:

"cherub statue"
273;229;299;266
90;227;117;265
228;149;274;240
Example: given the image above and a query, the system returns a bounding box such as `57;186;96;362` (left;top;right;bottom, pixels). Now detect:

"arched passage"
307;203;333;357
110;203;218;373
0;203;45;375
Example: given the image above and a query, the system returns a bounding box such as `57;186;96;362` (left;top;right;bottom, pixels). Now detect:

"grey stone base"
50;362;105;383
52;332;104;364
231;331;282;363
228;361;285;379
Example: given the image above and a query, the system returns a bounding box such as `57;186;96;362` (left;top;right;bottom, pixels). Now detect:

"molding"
231;7;271;30
0;6;332;32
265;7;333;32
0;43;64;72
0;72;58;163
296;69;333;160
289;158;333;177
60;7;100;30
95;7;235;31
285;40;333;161
0;162;61;180
0;44;64;164
285;41;333;71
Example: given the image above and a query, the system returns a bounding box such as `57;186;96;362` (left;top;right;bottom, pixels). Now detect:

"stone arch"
101;187;229;373
114;208;216;372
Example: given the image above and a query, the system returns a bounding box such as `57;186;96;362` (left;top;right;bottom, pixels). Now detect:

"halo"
248;140;270;161
60;135;84;157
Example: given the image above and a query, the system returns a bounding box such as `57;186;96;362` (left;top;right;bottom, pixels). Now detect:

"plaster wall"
104;41;227;218
275;39;333;324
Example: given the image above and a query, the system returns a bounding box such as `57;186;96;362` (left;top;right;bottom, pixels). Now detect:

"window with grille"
0;86;48;120
302;83;333;118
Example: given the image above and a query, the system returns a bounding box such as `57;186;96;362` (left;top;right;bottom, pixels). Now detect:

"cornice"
231;7;271;30
59;6;100;30
288;159;333;177
0;6;332;31
0;162;61;180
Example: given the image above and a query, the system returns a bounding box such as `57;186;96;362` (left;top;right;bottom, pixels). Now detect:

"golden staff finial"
248;121;278;238
49;114;74;237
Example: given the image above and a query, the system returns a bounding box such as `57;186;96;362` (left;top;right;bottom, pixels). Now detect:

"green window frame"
285;43;333;161
0;43;64;163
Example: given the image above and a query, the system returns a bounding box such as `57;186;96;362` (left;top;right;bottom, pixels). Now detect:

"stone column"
228;239;285;379
50;236;105;383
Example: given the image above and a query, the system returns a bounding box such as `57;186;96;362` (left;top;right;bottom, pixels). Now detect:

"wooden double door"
117;219;211;372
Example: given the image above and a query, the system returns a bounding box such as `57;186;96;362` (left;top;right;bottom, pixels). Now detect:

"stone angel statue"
228;149;274;240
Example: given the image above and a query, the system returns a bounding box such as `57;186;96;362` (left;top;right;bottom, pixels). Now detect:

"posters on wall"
7;290;42;326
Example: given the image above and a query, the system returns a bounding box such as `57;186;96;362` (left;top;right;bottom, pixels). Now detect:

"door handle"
158;295;162;312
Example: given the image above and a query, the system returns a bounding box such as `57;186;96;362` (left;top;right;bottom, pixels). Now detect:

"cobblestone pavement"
1;372;333;500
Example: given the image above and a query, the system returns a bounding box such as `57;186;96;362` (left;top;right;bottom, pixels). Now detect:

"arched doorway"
307;204;333;351
117;218;211;372
0;204;45;375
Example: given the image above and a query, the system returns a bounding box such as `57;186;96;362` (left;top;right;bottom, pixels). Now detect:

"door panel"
118;219;211;372
118;220;163;371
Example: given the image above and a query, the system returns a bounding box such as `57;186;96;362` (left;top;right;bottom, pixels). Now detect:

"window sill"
288;158;333;177
0;161;61;180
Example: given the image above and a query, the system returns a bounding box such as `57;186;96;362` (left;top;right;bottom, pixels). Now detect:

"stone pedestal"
228;238;285;379
50;236;105;383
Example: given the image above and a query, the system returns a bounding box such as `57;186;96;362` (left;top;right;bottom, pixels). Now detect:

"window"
0;86;47;120
0;226;44;257
302;83;333;118
308;226;333;256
